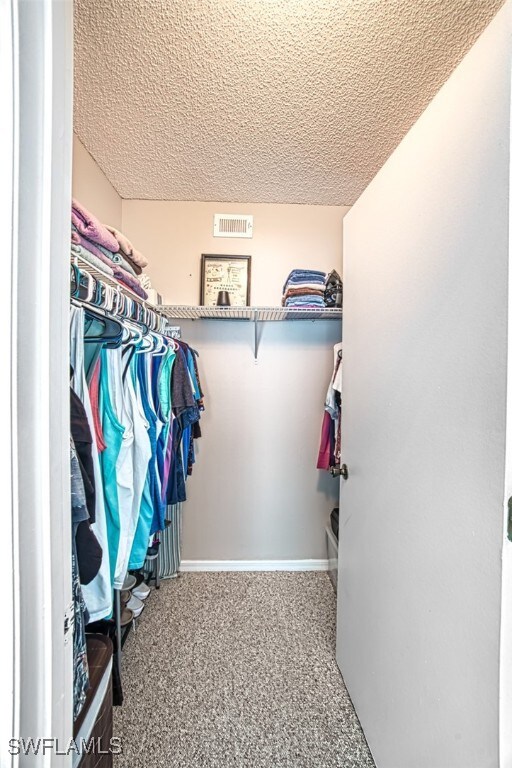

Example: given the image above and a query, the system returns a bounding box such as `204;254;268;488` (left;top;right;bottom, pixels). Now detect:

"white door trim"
1;1;20;764
12;0;73;763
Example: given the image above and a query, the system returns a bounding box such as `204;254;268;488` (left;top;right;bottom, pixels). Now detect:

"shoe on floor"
120;607;133;627
120;590;131;604
122;573;137;590
132;582;151;601
125;594;145;618
130;570;146;588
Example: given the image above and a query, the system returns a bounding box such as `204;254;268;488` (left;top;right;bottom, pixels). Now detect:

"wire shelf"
159;306;342;321
71;255;153;305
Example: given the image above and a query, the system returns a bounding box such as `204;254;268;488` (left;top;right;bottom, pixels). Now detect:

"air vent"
213;213;253;239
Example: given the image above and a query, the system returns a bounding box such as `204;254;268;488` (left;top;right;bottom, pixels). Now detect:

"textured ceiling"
74;0;505;206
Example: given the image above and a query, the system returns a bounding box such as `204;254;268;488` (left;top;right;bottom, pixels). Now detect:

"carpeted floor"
113;572;375;768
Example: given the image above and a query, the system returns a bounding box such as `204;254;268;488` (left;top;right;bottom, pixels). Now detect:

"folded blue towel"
286;269;326;279
283;269;327;292
286;277;326;287
285;295;325;307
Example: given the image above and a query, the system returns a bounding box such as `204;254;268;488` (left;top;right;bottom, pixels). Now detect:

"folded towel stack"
105;225;148;274
282;269;327;308
71;199;149;301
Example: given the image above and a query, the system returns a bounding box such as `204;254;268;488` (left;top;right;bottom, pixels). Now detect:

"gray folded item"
96;242;138;277
71;243;114;277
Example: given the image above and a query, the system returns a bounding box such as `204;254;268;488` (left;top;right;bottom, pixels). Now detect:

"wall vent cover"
214;213;253;238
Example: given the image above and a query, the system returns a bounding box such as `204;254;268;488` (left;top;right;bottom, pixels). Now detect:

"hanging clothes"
115;349;151;583
69;205;206;726
70;440;90;720
155;503;183;579
70;305;112;622
317;342;342;471
154;342;176;532
167;342;201;505
70;386;103;585
128;353;163;570
98;346;126;590
98;345;151;590
70;249;206;612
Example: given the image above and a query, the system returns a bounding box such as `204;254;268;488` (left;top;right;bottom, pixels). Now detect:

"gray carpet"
113;572;375;767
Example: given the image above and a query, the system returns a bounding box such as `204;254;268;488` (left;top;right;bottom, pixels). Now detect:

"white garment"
70;306;112;622
324;341;343;466
122;362;151;575
333;342;342;394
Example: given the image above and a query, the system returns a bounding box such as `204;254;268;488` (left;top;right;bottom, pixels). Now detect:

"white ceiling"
74;0;505;206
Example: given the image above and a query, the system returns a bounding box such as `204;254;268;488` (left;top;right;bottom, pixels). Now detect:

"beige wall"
121;201;347;305
70;146;349;560
72;134;122;229
178;317;342;561
122;200;348;561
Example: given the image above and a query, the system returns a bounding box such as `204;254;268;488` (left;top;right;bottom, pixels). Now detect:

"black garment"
75;520;103;585
167;418;185;505
70;387;96;522
171;345;199;419
187;434;195;476
189;345;205;401
70;387;102;583
70;442;90;717
167;345;201;504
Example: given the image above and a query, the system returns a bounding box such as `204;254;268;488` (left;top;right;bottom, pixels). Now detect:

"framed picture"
200;254;251;306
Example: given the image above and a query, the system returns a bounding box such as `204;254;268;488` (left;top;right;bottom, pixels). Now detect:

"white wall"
338;3;511;767
122;201;347;560
72;134;122;229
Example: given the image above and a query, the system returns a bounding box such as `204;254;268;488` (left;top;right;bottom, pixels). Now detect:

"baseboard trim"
179;559;329;572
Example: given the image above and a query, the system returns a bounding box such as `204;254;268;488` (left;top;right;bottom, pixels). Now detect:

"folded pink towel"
105;225;149;269
72;230;111;265
72;199;120;253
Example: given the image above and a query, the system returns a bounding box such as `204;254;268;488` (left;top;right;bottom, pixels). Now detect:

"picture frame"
200;254;251;306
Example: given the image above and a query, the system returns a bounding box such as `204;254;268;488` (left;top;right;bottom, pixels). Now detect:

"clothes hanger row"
71;259;171;334
70;292;179;354
70;260;177;352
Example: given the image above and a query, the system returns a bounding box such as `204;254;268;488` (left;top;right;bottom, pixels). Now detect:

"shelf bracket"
254;313;260;360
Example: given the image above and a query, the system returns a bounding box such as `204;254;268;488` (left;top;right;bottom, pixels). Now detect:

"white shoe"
132;582;151;601
125;594;145;617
